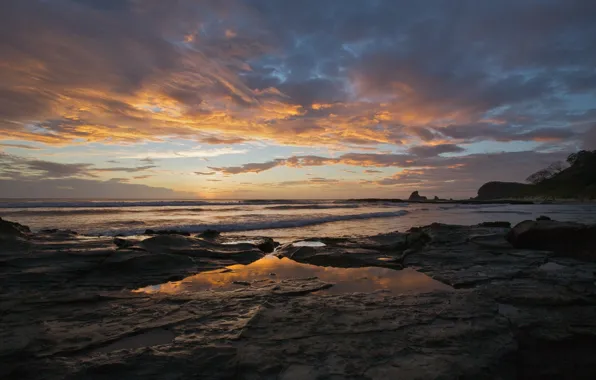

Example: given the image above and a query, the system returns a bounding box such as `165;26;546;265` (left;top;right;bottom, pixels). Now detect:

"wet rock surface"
2;220;596;379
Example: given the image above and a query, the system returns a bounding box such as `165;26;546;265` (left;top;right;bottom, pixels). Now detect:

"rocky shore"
2;217;596;379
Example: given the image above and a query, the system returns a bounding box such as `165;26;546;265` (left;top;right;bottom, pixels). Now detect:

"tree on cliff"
526;161;566;185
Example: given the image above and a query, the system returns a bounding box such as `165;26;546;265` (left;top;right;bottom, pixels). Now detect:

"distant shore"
347;198;596;205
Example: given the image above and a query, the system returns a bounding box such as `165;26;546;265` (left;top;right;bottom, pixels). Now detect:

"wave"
1;208;129;216
473;210;533;215
103;210;410;236
264;204;361;210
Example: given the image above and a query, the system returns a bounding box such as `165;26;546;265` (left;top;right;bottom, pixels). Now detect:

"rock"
478;221;512;228
277;237;405;269
144;229;191;236
113;237;136;249
507;220;596;260
5;222;596;378
198;229;220;239
536;215;551;221
0;218;31;239
408;191;428;201
39;229;78;236
405;229;431;250
256;237;277;253
140;235;265;264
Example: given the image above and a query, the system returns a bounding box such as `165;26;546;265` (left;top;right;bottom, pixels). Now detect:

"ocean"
1;199;596;242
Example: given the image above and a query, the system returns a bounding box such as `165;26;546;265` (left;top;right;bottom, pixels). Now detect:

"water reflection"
135;256;451;295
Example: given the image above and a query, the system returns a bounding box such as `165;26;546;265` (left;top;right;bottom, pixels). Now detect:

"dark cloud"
26;160;94;178
437;124;576;143
0;143;41;150
195;171;216;176
0;178;192;199
209;159;285;175
583;124;596;150
93;165;156;173
0;153;156;180
198;136;248;145
73;0;131;11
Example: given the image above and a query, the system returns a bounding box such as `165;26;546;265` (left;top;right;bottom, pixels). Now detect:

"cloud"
208;149;569;196
208;153;418;175
0;153;156;180
198;136;248;145
195;171;216;176
436;124;577;143
0;154;94;179
583;124;596;150
209;159;285;174
366;150;569;197
408;144;465;158
0;178;194;199
0;143;40;150
93;165;156;173
124;147;247;159
0;0;593;150
364;169;383;174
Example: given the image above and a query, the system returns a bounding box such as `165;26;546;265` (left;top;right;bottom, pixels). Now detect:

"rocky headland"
2;216;596;379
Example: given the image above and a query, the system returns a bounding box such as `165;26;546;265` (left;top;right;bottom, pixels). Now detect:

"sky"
1;0;595;199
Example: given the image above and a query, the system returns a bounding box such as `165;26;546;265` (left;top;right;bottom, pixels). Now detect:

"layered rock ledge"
2;218;596;379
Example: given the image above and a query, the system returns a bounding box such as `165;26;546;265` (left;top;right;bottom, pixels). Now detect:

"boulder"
256;237;278;253
507;220;596;260
0;218;31;239
536;215;551;221
408;191;427;201
198;229;220;239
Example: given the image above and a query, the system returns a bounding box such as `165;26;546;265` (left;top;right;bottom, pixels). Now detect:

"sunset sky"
1;0;595;199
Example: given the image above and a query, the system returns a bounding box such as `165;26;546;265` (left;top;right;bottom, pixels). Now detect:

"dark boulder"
0;218;31;239
408;191;428;201
536;215;551;221
256;237;278;253
507;220;596;260
198;229;220;239
478;221;512;228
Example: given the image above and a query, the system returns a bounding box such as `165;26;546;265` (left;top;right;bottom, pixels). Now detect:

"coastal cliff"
477;150;596;200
